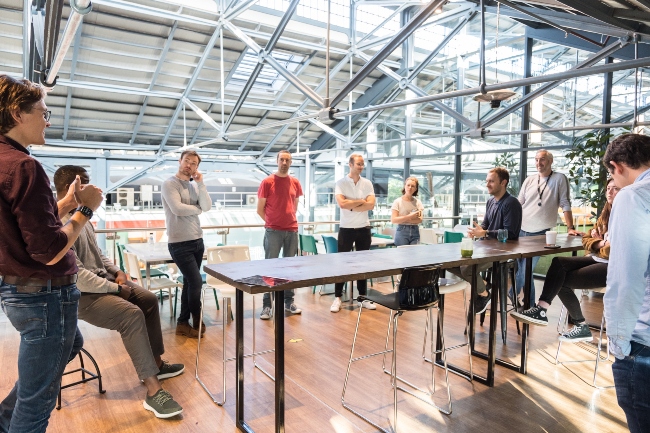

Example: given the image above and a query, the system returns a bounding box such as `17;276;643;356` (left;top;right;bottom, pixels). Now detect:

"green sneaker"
157;360;185;380
143;389;183;418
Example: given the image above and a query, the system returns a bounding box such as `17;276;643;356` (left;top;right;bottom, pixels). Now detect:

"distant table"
124;242;207;290
313;232;395;247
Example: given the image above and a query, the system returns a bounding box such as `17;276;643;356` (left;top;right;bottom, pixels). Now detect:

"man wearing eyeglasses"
514;149;579;304
0;75;104;433
330;154;376;313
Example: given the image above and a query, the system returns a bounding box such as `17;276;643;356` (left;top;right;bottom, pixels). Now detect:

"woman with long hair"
511;178;620;342
391;177;424;246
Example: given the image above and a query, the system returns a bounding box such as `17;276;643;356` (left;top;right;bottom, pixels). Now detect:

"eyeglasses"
43;110;51;122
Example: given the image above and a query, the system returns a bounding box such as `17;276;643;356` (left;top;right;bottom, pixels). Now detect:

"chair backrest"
397;265;442;309
206;245;251;286
321;235;338;253
420;228;437;244
444;231;464;244
300;234;318;255
116;244;126;272
372;233;392;239
123;251;141;280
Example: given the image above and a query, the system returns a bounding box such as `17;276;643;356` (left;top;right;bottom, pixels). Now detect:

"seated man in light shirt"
54;165;184;420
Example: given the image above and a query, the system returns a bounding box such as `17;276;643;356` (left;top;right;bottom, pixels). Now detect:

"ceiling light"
473;90;518;108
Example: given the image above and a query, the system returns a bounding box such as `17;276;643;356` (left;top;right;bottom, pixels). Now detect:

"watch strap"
76;205;93;219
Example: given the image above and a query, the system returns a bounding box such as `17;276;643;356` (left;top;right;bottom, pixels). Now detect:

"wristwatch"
115;284;123;294
76;205;93;219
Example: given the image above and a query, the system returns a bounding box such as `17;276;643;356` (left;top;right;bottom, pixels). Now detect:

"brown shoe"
192;315;206;335
176;321;199;339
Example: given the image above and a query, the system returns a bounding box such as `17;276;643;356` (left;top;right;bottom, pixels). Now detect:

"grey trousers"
77;282;163;381
262;228;298;308
448;262;493;294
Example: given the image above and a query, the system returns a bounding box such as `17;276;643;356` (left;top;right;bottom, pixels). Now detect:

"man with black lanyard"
514;149;580;304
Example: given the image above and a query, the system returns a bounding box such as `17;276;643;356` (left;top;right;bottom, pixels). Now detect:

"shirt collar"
0;135;30;155
636;167;650;183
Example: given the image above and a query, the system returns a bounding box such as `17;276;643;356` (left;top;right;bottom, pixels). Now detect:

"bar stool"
479;260;520;343
342;265;452;433
57;348;105;410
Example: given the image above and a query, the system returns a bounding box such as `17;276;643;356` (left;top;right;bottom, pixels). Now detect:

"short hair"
604;133;650;171
535;149;553;162
277;149;292;160
179;149;201;164
54;165;88;195
401;176;419;196
349;154;364;164
0;75;46;134
489;167;510;185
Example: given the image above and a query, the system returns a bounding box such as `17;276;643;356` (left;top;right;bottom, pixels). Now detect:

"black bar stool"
57;348;105;410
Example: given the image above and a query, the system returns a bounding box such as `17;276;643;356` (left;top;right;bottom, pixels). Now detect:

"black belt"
1;275;77;293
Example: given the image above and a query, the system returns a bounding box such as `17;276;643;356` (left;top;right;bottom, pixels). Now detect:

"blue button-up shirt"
604;167;650;358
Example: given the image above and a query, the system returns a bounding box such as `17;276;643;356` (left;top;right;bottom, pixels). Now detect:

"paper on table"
234;275;293;287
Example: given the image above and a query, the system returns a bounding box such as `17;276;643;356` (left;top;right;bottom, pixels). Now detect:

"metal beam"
62;24;82;141
22;0;31;78
156;26;221;154
106;159;166;193
330;0;447;108
264;55;324;107
221;0;301;133
480;40;628;130
555;0;636;32
131;21;178;145
93;0;219;27
182;97;221;132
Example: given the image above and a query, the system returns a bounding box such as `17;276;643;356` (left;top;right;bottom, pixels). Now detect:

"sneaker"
285;303;302;314
360;300;376;310
510;304;548;326
330;297;342;313
473;294;491;315
175;321;199;339
143;389;183;419
559;324;592;343
260;306;272;320
157;360;185;380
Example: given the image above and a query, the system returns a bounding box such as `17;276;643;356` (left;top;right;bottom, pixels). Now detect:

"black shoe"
559;324;592;343
473;293;491;315
510;304;548;326
157;360;185;380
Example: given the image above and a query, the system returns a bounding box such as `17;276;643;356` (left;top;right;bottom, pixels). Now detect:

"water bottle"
148;232;155;245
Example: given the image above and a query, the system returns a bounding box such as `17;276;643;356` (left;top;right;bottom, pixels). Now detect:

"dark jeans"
168;238;205;323
539;256;607;323
613;341;650;433
394;224;420;246
262;229;297;308
0;283;80;433
335;227;372;298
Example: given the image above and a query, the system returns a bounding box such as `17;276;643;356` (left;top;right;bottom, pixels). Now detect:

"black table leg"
236;290;254;432
274;290;285;433
520;257;533;375
486;262;499;387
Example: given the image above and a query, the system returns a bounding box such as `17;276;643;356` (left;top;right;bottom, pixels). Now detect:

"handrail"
94;216;462;234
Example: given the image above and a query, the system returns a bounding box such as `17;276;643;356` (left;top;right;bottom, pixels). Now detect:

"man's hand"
116;283;132;300
76;181;104;211
193;170;203;183
114;271;131;284
467;221;487;239
568;228;584;236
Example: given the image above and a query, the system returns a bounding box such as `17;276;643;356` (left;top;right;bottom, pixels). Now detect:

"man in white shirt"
514;150;580;303
330;155;376;313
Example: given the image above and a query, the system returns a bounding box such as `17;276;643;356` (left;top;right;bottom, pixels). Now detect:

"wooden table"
125;242;207;290
204;241;521;433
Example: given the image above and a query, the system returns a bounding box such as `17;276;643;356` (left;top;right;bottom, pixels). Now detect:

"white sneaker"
361;300;376;310
330;297;342;313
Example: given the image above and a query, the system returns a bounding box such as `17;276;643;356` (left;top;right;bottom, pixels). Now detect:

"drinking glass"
497;229;508;242
460;237;474;258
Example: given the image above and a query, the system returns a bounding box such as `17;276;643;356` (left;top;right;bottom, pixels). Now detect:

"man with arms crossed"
449;167;522;314
514;149;580;303
0;75;103;432
331;154;376;313
602;134;650;433
162;150;212;338
257;150;303;319
54;165;184;419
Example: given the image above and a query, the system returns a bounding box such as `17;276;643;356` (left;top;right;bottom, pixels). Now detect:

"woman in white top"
391;177;424;246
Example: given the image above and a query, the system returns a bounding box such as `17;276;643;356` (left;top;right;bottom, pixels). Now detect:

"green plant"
493;152;520;196
565;130;614;217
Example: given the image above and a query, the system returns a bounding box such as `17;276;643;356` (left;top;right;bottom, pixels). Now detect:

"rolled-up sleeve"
558;174;572;212
12;159;69;264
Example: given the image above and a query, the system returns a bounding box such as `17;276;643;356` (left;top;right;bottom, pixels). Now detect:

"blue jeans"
514;228;549;302
394;224;420;246
0;283;80;433
612;341;650;433
262;229;297;308
168;238;205;323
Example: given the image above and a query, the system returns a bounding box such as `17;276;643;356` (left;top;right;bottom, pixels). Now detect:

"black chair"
57;348;105;410
342;265;451;433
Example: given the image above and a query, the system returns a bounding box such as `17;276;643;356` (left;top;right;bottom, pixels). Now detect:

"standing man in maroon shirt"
257;149;303;319
0;75;103;433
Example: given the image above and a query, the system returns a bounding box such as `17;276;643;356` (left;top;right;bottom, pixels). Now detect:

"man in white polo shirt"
330;154;376;313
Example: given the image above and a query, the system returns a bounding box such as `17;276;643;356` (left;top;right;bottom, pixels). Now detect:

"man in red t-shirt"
257;150;303;319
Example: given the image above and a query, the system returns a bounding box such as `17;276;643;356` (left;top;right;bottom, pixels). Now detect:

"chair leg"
499;264;508;344
213;289;220;310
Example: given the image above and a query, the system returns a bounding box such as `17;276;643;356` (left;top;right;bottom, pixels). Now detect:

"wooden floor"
0;280;629;433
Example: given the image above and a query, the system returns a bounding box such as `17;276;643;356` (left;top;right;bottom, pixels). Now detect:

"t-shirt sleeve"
294;178;303;197
335;179;343;196
258;178;270;199
417;199;424;211
391;199;400;212
364;179;375;197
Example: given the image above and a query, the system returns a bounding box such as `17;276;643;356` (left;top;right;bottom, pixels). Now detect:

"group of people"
0;73;649;433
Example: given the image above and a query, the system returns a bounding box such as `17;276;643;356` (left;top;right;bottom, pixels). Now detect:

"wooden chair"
123;251;180;317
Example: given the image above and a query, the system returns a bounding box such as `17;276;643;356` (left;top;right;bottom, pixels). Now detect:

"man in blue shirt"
449;167;522;314
603;133;650;433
